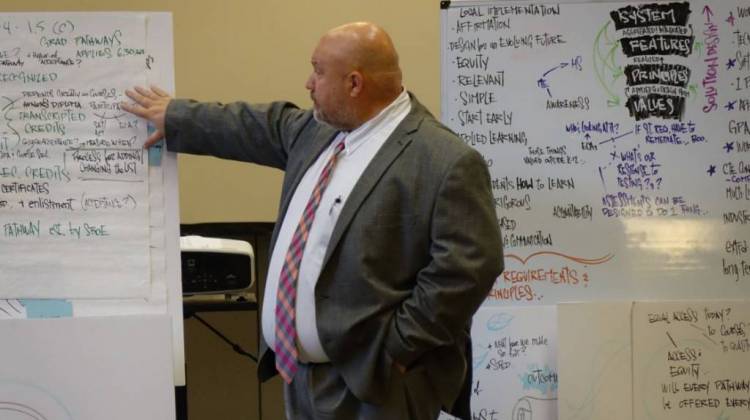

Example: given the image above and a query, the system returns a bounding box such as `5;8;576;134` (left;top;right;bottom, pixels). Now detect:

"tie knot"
334;138;346;155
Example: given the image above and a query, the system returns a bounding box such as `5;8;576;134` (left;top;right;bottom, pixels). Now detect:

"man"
123;22;503;420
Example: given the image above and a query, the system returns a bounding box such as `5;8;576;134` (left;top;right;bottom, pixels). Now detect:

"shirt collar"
339;89;410;155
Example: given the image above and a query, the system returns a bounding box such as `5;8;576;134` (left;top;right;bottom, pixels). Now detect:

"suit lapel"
321;99;426;269
278;129;339;223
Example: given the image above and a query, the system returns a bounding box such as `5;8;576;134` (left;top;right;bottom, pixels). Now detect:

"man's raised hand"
121;85;172;148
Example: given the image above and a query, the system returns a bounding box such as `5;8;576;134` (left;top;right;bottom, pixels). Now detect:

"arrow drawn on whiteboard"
537;62;568;97
593;21;623;107
543;62;569;77
505;251;614;266
598;129;634;145
537;57;582;98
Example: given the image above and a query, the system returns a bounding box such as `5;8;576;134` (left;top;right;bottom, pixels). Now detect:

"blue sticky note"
148;142;163;166
19;299;73;318
147;123;163;166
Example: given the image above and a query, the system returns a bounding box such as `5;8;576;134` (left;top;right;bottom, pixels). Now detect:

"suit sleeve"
163;99;314;170
384;148;504;368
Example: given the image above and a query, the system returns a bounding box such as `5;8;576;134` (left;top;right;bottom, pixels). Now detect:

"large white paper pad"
633;300;750;420
0;13;150;298
558;300;750;420
0;315;175;420
558;301;633;420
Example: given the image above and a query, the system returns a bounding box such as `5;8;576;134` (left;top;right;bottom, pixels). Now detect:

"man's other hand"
121;85;171;148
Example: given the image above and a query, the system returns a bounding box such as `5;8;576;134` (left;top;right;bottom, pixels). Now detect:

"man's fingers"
143;130;165;148
119;101;147;118
134;85;157;100
121;85;170;148
124;88;152;107
151;85;170;97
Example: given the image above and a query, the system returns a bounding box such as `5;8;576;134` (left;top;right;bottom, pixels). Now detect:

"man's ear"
348;71;364;97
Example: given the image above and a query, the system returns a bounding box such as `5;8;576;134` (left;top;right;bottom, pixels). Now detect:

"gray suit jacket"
165;93;503;411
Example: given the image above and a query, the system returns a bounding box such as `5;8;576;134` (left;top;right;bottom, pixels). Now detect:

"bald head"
323;22;402;96
306;22;404;130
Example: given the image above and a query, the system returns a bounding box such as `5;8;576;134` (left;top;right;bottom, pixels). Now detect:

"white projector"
179;235;255;295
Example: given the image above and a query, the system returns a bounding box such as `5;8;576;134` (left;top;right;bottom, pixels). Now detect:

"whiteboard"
558;301;632;420
470;306;558;420
441;0;750;304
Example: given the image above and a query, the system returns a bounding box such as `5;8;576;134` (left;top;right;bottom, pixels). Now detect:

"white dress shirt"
262;90;411;362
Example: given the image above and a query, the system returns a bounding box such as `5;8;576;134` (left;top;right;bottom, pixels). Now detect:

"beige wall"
8;0;442;222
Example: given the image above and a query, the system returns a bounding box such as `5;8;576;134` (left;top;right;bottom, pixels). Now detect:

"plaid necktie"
275;138;346;383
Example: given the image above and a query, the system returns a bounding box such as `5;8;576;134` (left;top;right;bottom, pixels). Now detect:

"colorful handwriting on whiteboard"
488;251;614;302
486;312;515;331
519;363;559;395
609;2;696;120
537;56;585;101
472;313;515;370
505;250;614;266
